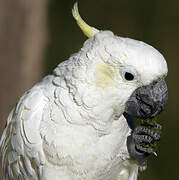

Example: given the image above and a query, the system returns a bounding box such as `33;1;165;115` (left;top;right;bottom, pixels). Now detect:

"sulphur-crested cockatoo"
0;2;168;180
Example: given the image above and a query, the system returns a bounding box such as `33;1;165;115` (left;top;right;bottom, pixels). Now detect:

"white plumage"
0;3;167;180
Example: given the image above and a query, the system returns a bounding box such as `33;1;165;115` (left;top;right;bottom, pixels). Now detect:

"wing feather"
0;86;48;180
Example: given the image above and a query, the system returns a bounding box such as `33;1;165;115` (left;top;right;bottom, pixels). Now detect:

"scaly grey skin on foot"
127;124;162;166
124;107;163;167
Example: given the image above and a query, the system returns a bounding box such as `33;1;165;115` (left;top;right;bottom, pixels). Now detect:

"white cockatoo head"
54;3;168;128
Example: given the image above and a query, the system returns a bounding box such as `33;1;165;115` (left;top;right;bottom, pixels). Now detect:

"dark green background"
45;0;179;179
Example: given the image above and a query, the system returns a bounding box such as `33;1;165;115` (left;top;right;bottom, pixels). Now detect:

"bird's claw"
127;123;162;165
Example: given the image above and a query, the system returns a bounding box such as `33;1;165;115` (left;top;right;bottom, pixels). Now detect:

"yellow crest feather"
72;2;99;38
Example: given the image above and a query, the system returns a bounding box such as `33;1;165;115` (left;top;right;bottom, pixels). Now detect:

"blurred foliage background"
0;0;178;179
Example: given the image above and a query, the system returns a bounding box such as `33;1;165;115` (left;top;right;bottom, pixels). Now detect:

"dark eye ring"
124;72;134;81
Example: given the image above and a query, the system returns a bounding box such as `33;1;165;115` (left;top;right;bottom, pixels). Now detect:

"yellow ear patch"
95;61;117;88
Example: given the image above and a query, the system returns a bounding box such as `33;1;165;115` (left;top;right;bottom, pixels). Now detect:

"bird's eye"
124;72;134;81
119;66;137;82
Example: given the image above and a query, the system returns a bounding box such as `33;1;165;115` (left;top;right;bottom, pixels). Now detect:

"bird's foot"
127;122;162;165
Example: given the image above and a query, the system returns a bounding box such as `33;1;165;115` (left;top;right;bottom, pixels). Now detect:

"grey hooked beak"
125;78;168;119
